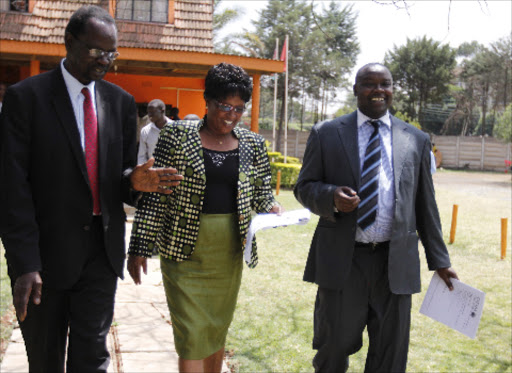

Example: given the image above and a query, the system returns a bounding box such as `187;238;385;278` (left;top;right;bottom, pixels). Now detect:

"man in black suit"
294;63;458;372
0;6;181;372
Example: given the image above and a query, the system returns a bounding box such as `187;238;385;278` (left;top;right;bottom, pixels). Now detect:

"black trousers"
312;243;411;373
10;217;118;373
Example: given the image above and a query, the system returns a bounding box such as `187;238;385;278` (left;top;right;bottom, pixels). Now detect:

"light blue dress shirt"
355;110;395;243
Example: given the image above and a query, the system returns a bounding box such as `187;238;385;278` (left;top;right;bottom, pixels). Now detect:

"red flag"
280;38;287;72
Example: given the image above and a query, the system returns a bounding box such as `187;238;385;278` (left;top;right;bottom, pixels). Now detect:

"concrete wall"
432;135;512;171
260;128;512;172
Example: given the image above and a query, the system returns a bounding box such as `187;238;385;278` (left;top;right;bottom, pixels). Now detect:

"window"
0;0;28;12
116;0;168;23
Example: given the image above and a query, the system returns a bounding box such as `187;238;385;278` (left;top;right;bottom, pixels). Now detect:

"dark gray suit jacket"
294;111;451;294
0;67;138;289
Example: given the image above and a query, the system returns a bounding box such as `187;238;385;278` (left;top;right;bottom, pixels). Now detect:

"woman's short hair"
204;63;252;103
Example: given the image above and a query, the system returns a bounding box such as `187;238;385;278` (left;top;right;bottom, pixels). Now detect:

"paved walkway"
1;219;230;373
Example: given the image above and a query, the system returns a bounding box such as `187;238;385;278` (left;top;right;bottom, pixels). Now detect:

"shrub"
394;111;422;130
267;152;301;164
270;162;302;188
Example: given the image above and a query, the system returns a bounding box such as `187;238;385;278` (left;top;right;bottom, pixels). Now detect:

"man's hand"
13;272;42;322
130;158;183;194
127;255;147;285
436;267;459;291
334;186;360;213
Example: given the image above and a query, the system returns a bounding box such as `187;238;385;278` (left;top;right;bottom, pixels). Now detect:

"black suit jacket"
294;111;451;294
0;67;137;289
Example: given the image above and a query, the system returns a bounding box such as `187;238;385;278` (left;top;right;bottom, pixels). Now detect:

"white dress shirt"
60;59;96;151
355;109;395;243
137;120;171;164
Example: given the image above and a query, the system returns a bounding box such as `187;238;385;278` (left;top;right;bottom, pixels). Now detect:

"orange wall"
104;72;206;117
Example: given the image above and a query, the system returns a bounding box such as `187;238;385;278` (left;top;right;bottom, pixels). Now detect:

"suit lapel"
336;112;360;186
51;69;89;185
180;121;205;176
391;116;413;195
235;127;250;184
95;83;110;185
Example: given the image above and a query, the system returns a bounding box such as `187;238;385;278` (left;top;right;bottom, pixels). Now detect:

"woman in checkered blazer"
127;63;281;373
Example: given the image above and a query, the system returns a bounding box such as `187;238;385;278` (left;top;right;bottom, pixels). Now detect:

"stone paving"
1;219;229;373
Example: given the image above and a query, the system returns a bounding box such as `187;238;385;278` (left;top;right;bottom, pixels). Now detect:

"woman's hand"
269;204;284;215
127;255;147;285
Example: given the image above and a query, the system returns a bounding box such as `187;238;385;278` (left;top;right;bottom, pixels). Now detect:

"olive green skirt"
160;213;243;360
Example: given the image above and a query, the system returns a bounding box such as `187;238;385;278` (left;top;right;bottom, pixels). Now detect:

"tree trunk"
320;82;326;121
300;87;306;131
504;66;509;109
481;81;489;136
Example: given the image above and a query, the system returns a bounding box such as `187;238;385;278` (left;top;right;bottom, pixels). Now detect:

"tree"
212;0;245;54
252;0;358;151
493;103;512;142
384;36;456;122
443;36;511;136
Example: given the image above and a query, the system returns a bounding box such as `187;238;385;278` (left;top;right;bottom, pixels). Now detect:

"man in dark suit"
0;6;181;372
294;63;458;373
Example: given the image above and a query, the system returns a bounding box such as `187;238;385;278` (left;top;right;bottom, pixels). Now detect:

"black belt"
355;241;390;250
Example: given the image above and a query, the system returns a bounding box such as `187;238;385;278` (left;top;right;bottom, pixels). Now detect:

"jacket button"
84;225;90;231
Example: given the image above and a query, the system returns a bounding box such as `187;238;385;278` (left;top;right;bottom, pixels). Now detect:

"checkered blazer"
128;119;276;268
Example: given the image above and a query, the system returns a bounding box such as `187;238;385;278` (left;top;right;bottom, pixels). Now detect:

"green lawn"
227;170;512;372
0;170;510;371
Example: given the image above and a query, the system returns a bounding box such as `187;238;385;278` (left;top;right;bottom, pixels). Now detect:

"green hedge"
270;162;302;188
267;152;301;164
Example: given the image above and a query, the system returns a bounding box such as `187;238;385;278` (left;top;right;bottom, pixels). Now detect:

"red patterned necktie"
82;87;101;215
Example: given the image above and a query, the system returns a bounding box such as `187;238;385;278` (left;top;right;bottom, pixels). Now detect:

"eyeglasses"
213;100;245;114
72;35;120;61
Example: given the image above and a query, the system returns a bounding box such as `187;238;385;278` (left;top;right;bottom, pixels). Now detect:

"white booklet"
420;272;485;339
244;208;311;264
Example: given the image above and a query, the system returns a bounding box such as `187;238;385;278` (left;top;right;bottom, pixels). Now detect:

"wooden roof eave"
0;40;285;77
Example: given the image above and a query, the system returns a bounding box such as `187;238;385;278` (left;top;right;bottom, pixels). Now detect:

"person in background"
169;106;181;120
0;6;182;372
294;62;458;373
127;62;282;373
183;113;200;120
0;82;7;113
136;105;150;143
430;142;437;174
137;99;171;165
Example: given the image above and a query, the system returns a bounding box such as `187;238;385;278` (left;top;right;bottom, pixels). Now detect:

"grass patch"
0;240;14;362
226;170;512;372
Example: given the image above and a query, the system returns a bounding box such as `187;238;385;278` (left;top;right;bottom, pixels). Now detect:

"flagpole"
284;34;289;164
272;38;278;152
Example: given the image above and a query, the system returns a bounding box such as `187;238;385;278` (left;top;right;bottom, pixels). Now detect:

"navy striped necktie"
357;120;382;230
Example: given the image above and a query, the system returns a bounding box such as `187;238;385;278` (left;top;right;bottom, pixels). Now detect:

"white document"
244;209;311;264
420;272;485;339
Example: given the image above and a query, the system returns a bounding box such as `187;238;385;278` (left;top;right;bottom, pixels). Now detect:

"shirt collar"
60;58;95;100
356;109;391;129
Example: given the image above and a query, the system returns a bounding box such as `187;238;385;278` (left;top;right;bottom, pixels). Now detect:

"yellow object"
449;204;458;244
501;218;508;259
